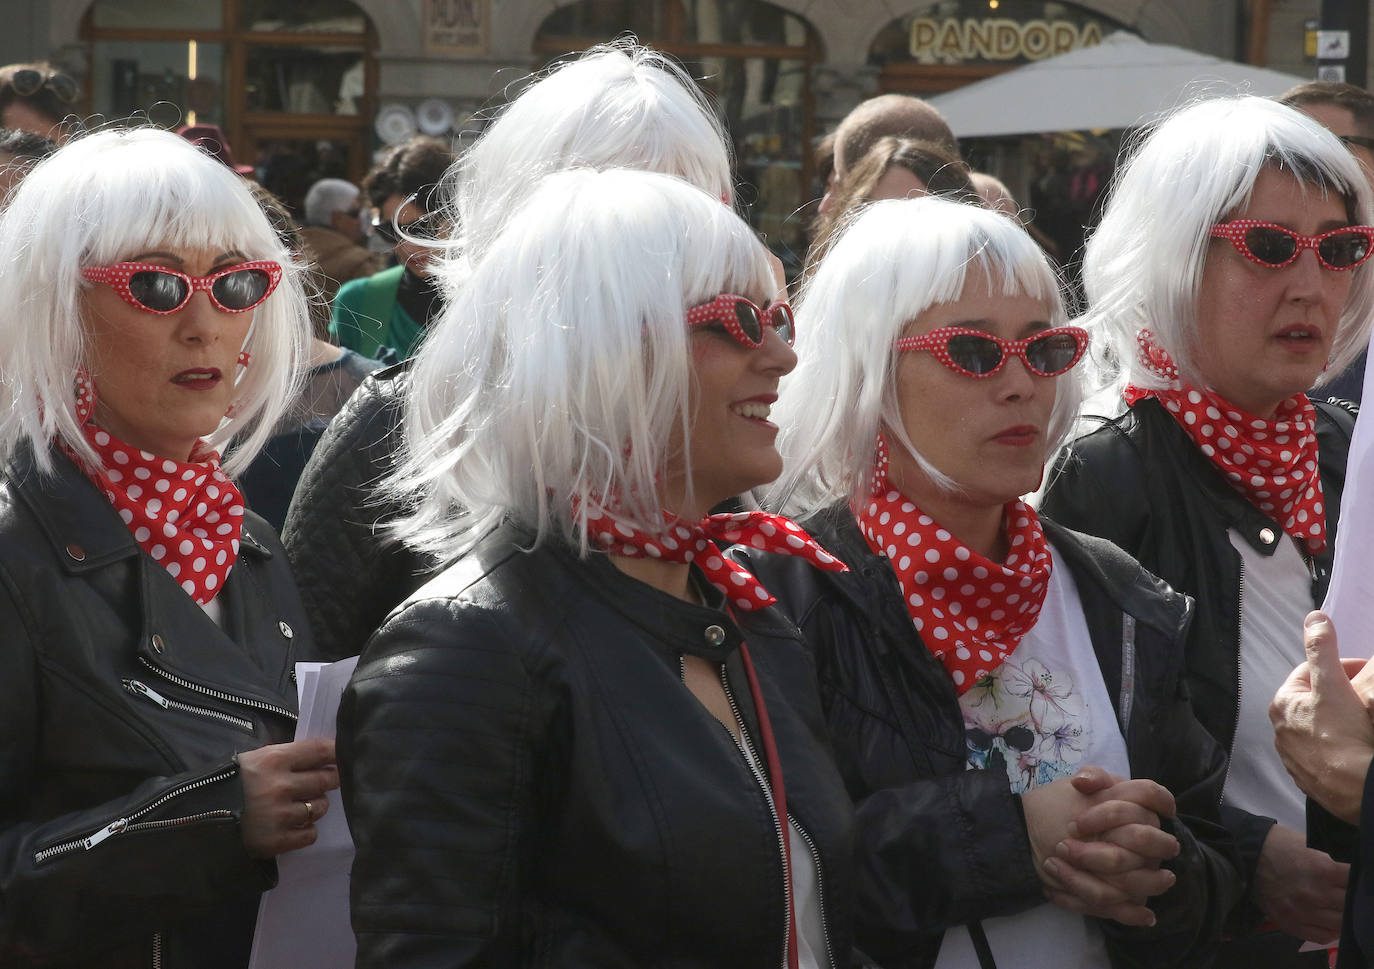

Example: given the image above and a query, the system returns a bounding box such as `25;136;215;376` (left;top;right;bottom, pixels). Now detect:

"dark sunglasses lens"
371;218;400;245
1025;332;1082;375
733;301;764;343
1318;231;1372;269
128;270;188;312
212;269;272;310
11;69;41;97
46;73;78;103
946;334;1004;374
1244;226;1298;265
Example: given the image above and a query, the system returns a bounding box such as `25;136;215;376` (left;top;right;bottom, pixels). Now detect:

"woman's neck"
609;555;696;603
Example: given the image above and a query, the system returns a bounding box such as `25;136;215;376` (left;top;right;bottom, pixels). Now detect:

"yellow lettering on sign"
906;16;1105;61
911;19;938;57
937;19;964;58
1022;20;1052;59
995;20;1021;58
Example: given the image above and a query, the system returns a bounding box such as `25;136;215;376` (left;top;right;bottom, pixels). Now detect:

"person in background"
806;136;975;278
1041;96;1374;968
239;185;380;531
0;127;333;969
0;127;57;205
818;94;958;218
340;164;864;969
750;194;1241;969
327;135;453;362
1280;81;1374;403
298;177;382;303
0;62;76;143
284;42;741;661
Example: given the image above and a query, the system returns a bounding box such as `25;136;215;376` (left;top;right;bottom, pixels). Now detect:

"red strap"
738;640;800;969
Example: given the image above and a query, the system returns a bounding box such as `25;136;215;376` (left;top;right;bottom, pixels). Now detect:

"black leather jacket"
741;509;1242;969
0;446;312;969
282;360;437;661
1041;397;1358;907
338;521;865;969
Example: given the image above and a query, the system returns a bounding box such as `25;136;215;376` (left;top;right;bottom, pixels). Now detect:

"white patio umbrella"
927;31;1312;137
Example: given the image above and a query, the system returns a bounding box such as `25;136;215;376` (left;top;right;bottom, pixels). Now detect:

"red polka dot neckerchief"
854;436;1053;696
1124;329;1327;555
583;505;847;610
69;371;244;605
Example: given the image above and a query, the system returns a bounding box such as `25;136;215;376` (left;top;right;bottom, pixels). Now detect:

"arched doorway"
82;0;377;215
535;0;824;267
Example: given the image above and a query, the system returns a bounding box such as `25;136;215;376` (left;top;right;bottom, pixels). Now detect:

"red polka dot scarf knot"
1124;329;1327;554
71;372;244;605
855;437;1053;696
583;506;847;610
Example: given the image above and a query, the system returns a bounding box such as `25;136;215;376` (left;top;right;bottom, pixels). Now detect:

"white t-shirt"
935;545;1129;969
1221;528;1313;832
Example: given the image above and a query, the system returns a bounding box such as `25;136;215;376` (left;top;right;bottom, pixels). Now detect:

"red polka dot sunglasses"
894;325;1089;378
686;294;795;348
80;260;283;315
1210;219;1374;271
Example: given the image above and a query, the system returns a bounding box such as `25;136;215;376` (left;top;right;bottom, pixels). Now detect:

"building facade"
7;0;1363;262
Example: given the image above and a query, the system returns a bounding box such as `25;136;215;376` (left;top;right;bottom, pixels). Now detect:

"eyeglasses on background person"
9;68;78;104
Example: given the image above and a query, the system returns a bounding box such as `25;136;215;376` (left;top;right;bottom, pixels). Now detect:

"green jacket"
328;265;423;360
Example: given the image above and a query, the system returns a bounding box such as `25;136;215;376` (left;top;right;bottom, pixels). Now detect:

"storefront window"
82;0;376;213
245;45;367;115
89;40;226;126
536;0;821;272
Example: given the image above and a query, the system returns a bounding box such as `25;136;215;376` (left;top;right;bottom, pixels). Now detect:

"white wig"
0;127;311;477
431;42;733;299
393;167;774;559
770;195;1074;515
1083;95;1374;393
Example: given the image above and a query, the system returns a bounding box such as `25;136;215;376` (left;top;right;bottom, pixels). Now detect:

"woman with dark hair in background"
327;134;454;361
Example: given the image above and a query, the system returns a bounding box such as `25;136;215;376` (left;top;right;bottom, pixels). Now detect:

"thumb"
1304;610;1341;688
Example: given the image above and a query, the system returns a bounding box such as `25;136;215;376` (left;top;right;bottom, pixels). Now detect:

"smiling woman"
336;167;867;969
0;128;331;969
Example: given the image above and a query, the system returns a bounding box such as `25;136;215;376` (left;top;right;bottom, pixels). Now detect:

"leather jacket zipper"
719;662;792;969
793;818;837;969
33;768;236;865
152;932;162;969
139;655;297;722
123;678;255;733
1223;556;1245;794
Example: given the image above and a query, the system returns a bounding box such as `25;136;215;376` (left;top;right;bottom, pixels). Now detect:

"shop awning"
927;31;1312;137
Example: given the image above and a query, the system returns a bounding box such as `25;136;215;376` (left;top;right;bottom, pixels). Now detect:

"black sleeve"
281;371;436;661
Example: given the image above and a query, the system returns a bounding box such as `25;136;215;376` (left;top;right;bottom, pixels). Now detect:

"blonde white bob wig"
392;168;775;560
770;195;1075;515
0;127;311;477
430;41;733;302
1083;95;1374;394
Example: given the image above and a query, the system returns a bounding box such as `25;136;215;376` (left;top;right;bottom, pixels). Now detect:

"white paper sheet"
248;656;360;969
1320;358;1374;660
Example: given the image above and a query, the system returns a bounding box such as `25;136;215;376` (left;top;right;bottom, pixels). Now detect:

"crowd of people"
3;42;1374;969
